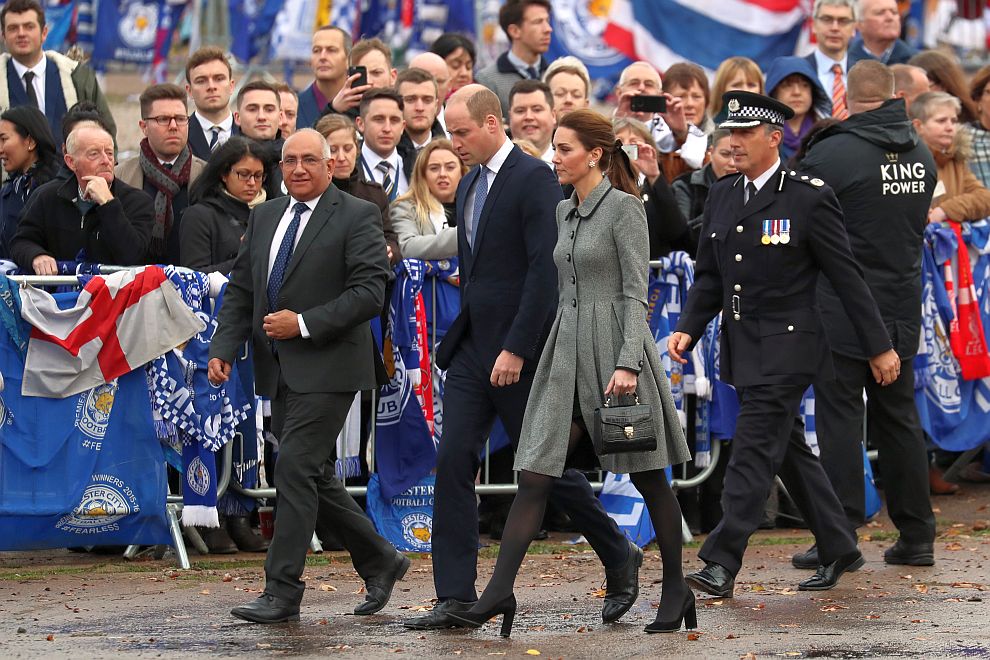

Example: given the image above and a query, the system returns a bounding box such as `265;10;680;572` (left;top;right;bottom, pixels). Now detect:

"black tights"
473;422;690;621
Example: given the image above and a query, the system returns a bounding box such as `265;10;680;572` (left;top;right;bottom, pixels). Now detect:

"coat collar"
568;175;614;219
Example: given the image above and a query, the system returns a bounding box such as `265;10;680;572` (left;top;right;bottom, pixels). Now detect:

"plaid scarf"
138;138;192;257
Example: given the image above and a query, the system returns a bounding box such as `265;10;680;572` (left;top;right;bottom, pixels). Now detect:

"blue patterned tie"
209;126;221;151
377;161;396;201
267;202;309;313
526;66;539;80
468;166;488;249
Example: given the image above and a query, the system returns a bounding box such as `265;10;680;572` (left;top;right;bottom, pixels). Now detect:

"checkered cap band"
728;104;785;125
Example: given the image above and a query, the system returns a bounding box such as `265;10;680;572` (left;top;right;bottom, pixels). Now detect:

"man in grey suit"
208;128;408;624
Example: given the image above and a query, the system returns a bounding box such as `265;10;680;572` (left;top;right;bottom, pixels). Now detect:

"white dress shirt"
464;137;515;246
360;142;408;196
268;196;318;338
11;56;47;113
540;144;555;167
813;50;848;100
744;157;782;202
194;111;234;147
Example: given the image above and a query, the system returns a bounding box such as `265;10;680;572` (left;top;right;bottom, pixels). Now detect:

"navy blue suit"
187;112;239;161
431;144;628;602
6;58;66;147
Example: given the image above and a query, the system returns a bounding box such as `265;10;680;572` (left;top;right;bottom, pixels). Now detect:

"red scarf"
944;222;990;379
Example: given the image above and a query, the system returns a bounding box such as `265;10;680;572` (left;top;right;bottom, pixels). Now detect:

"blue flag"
229;0;285;62
365;474;434;552
91;0;172;69
599;471;655;547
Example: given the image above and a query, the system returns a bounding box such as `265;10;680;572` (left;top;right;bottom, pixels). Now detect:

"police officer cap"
719;91;795;129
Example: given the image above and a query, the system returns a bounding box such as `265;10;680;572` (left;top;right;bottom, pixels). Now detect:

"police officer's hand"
869;349;900;386
606;369;638;398
490;350;523;387
667;332;692;364
208;358;231;385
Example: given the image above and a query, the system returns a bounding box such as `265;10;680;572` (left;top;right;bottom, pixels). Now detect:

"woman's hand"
605;368;638;398
632;140;661;185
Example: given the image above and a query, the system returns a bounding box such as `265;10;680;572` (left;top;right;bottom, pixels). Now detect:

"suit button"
566;254;571;262
735;254;742;262
787;325;794;332
733;284;742;292
572;299;577;307
733;313;741;321
735;225;743;233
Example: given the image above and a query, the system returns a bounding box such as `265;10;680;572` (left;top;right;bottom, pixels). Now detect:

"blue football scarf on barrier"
420;258;460;341
366;473;435;552
375;261;436;499
0;287;169;549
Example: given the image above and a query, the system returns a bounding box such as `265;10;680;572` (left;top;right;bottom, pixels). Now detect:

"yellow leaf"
319;584;337;592
526;651;541;656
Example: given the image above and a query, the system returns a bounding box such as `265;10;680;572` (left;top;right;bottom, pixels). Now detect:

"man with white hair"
848;0;916;66
11;124;153;272
209;128;406;624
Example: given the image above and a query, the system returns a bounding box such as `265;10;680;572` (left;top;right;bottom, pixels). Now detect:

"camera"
630;95;666;114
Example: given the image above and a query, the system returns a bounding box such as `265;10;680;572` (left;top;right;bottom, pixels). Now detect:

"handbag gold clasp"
624;426;634;439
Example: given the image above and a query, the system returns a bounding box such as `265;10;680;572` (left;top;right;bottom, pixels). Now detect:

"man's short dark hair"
273;82;298;101
61;101;111;143
350;37;392;68
1;0;45;31
185;46;232;83
315;24;352;55
509;79;553;110
236;80;281;110
139;83;188;118
359;87;404;118
498;0;552;41
395;68;438;97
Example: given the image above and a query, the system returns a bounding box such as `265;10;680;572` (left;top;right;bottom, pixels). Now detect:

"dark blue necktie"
526;66;539;80
267;201;309;313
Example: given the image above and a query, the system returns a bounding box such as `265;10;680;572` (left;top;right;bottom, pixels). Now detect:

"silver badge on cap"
728;99;740;112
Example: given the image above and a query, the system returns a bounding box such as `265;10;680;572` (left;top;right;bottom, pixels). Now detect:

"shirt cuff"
297;313;310;339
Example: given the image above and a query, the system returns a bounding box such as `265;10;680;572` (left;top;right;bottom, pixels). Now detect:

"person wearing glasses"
804;0;862;120
115;83;206;265
209;128;407;624
180;137;267;275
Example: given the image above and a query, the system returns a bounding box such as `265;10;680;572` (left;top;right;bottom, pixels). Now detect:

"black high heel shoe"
447;594;517;637
644;591;697;634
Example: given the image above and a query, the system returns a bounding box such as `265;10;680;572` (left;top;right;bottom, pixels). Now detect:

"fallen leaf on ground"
821;605;848;612
687;633;701;641
526;651;541;656
199;589;210;595
914;584;929;594
46;634;54;641
319;584;337;592
945;542;964;551
222;574;233;583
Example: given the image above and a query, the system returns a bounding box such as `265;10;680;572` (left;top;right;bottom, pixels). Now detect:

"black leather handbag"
592;394;657;455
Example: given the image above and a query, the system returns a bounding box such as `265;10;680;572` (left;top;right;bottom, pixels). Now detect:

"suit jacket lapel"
472;146;518;256
187;112;209;156
282;187;336;283
456;166;479;275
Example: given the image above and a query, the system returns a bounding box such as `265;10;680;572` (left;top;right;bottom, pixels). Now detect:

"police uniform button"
569;231;575;239
734;284;742;292
789;170;797;176
735;225;743;233
711;232;717;238
787;325;794;332
735;254;742;262
565;254;571;262
733;313;741;321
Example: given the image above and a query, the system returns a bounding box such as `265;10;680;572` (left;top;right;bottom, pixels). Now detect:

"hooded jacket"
800;98;936;359
765;56;832;161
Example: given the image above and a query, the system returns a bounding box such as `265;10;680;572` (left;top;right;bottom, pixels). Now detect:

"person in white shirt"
184;46;237;160
355;88;408;202
805;0;859;119
508;80;556;166
408;52;452;135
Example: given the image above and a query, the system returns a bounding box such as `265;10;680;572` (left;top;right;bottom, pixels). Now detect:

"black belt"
729;292;817;315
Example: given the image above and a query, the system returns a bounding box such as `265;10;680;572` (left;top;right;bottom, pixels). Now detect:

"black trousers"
432;337;630;602
700;383;857;574
266;378;395;604
813;352;935;544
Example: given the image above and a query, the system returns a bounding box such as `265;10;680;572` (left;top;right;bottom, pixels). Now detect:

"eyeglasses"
232;170;264;182
815;15;855;27
281;156;327;168
143;115;190;126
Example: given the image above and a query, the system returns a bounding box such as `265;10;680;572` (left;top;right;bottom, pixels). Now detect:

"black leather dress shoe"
602;541;643;623
884;539;935;566
798;551;865;591
791;544;819;569
685;562;735;598
354;553;411;615
231;593;300;623
403;598;476;630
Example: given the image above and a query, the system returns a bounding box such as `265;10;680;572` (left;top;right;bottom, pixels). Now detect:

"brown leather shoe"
929;465;959;495
225;515;270;552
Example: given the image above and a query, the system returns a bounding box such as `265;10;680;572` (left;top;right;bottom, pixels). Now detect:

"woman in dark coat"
0;106;58;259
180;137;268;274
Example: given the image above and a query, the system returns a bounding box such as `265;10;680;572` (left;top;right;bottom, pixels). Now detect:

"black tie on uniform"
22;71;39;109
746;182;757;205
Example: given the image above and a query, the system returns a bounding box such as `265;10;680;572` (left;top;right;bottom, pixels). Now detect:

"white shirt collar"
361;142;399;172
507;49;540;77
11;56;45;81
745;158;781;193
195;111;233;134
288;195;319;212
540;144;554;166
483;137;515;175
814;49;847;77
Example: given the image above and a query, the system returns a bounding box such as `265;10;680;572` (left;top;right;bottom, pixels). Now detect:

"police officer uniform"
676;92;893;595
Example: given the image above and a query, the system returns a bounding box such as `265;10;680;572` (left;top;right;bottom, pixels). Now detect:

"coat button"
735;254;742;262
566;254;571;262
733;313;741;321
570;275;576;284
735;225;743;233
569;231;575;239
733;284;742;292
572;299;577;307
787;325;794;332
638;359;644;367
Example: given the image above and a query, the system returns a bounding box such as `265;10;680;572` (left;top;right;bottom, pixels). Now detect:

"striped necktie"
209;126;222;151
831;64;849;120
377;161;397;201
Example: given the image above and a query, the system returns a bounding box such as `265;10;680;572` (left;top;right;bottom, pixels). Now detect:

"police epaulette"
784;169;825;188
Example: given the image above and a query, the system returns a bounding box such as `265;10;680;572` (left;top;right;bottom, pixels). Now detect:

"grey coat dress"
514;176;692;477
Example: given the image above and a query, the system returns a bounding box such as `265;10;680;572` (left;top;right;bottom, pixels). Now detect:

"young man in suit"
668;91;900;597
404;85;637;631
355;88;407;202
209;128;407;624
184;47;238;160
